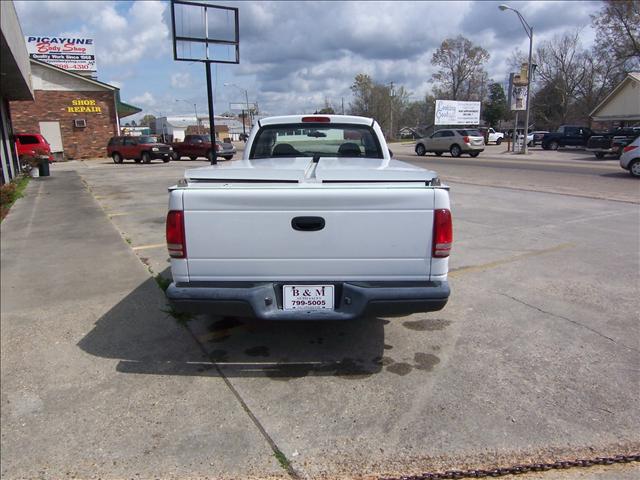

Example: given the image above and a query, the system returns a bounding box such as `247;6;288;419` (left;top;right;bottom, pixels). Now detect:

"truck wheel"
415;144;426;156
223;155;233;160
630;160;640;177
435;152;442;156
162;156;171;163
496;138;502;145
134;158;142;163
112;152;123;164
189;156;197;161
549;141;559;150
450;144;461;157
595;152;605;159
142;152;151;164
528;141;533;147
469;151;480;157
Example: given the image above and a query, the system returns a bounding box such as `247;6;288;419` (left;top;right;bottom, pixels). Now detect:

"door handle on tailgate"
291;216;325;231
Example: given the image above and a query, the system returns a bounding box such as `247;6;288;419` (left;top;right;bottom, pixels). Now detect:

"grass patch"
160;307;193;325
0;175;30;222
273;449;292;471
155;275;171;292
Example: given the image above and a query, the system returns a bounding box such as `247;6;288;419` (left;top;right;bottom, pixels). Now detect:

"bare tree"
534;30;587;125
592;0;640;71
431;36;490;100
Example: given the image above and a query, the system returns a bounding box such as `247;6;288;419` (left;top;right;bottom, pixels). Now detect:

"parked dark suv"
107;135;173;164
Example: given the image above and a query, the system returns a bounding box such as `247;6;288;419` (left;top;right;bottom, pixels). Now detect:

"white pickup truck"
487;128;504;144
165;115;452;320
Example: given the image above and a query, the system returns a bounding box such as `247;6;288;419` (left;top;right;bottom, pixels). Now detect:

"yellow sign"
67;99;101;113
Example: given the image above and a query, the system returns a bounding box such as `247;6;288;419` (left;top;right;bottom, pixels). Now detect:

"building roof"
29;59;141;118
0;0;33;100
590;72;640;121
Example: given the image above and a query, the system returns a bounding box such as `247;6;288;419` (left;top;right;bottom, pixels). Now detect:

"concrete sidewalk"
0;172;282;479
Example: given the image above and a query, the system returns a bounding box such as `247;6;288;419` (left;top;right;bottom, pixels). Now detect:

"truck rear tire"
190;156;197;161
496;138;502;145
469;151;480;157
549;141;559;150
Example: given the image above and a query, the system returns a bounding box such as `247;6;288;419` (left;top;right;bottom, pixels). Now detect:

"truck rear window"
250;123;384;159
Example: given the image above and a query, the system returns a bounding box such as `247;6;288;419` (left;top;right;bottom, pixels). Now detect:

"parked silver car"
216;140;236;160
415;128;485;157
619;135;640;177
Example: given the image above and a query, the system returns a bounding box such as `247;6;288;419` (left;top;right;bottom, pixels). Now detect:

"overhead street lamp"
224;82;252;128
175;99;200;134
499;3;533;155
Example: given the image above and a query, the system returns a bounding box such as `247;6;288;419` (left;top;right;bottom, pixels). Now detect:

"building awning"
117;94;141;119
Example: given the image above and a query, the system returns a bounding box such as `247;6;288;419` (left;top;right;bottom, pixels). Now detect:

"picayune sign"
25;36;97;73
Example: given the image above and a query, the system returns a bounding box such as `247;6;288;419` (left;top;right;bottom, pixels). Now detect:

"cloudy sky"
14;0;602;120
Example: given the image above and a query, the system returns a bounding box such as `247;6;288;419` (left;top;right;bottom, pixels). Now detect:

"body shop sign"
25;36;97;73
435;100;481;125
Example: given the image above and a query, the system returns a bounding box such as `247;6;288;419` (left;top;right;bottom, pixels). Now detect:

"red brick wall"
10;90;118;159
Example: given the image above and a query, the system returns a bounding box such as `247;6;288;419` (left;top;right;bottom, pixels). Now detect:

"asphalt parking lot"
1;146;639;479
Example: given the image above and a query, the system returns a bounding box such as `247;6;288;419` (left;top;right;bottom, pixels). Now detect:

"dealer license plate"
283;285;334;310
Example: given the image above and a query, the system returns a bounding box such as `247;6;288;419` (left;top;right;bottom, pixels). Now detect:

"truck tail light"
433;209;453;258
623;145;638;153
166;210;186;258
302;116;330;123
463;136;470;144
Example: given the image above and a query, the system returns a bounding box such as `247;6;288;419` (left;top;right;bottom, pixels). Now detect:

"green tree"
483;83;507;127
139;114;156;127
431;36;490;100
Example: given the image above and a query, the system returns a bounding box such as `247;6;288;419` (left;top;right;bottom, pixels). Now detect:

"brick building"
9;59;139;159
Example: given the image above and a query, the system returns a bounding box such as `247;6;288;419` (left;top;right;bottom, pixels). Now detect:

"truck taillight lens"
623;145;638;153
166;210;186;258
463;136;470;144
302;116;330;123
433;209;453;258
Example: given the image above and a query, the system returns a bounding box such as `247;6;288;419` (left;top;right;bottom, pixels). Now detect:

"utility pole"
341;97;344;115
389;81;395;141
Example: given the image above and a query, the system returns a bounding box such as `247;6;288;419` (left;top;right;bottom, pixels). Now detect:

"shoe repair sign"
25;36;97;73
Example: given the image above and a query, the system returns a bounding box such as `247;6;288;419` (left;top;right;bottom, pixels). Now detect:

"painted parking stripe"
449;243;575;277
131;243;166;251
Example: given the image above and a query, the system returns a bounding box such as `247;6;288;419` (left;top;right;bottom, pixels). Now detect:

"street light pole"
499;4;533;154
176;99;201;135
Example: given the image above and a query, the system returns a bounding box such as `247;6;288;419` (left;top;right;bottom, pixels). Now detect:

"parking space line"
131;243;166;251
108;212;129;217
449;242;575;277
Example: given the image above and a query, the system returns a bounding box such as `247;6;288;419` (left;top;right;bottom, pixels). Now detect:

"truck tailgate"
181;186;436;282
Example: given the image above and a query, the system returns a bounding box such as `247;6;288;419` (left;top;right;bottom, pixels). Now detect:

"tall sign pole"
171;0;240;164
205;63;215;152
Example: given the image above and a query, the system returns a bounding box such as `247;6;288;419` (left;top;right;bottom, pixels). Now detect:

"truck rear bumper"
166;280;450;320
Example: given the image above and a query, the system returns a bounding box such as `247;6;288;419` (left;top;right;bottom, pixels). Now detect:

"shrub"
0;176;29;221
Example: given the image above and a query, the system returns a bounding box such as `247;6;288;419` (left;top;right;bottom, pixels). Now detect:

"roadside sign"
25;36;97;73
434;100;481;125
229;102;257;111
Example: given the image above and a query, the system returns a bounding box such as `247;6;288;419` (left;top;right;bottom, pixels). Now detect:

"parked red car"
15;133;54;162
107;135;173;164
